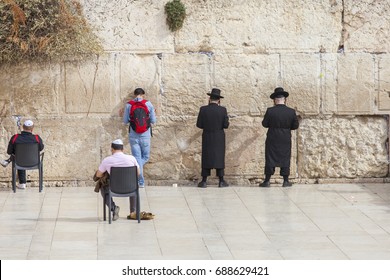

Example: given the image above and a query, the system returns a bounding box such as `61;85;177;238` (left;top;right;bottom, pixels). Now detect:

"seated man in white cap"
94;139;140;221
1;119;44;189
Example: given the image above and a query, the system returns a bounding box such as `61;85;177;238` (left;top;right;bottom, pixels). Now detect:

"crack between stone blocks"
338;0;346;53
87;57;100;117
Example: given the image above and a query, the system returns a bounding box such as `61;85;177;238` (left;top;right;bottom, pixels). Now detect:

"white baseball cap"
24;120;34;127
112;139;123;145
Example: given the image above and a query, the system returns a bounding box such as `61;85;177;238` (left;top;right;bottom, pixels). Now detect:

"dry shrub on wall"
0;0;103;64
165;0;186;32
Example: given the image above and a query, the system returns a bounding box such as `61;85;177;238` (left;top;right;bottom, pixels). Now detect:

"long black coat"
196;103;229;169
262;104;299;167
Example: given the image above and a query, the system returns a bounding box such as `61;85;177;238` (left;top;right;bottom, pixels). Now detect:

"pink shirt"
98;152;139;174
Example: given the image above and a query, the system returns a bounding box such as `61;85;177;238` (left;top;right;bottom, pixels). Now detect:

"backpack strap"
35;135;40;143
129;99;149;114
129;99;148;105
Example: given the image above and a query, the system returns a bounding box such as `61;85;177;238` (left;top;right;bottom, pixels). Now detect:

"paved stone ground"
0;183;390;260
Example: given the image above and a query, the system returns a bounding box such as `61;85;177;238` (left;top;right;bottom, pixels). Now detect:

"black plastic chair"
12;143;44;193
103;166;140;224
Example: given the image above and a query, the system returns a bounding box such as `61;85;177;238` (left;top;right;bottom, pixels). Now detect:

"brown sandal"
127;211;155;220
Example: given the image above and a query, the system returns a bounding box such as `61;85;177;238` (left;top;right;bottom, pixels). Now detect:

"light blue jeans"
129;133;151;186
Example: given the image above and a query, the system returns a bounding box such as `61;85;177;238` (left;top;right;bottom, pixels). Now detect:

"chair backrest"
14;143;40;168
109;166;138;194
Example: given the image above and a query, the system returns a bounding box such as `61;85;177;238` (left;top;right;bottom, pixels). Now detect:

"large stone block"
177;0;342;53
298;116;388;178
320;54;338;114
118;53;162;115
344;0;390;53
147;117;202;183
337;53;375;114
63;56;115;114
160;53;212;117
213;54;279;116
378;55;390;112
281;54;321;115
80;0;173;52
0;64;60;116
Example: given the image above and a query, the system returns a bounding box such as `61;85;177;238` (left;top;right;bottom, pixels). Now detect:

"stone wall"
1;0;390;186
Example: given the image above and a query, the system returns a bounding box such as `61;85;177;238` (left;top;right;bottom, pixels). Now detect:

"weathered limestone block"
42;116;135;182
378;55;390;111
117;53;162;115
39;118;105;181
147;117;202;183
178;0;342;53
320;53;338;114
213;54;279;116
343;0;390;53
0;64;60;116
298;117;388;178
63;56;115;113
228;115;298;184
337;53;375;114
80;0;173;52
161;53;212;117
63;54;162;115
281;54;321;115
119;54;162;96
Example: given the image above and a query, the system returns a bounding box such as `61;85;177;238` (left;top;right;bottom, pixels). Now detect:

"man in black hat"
260;87;299;187
196;88;230;188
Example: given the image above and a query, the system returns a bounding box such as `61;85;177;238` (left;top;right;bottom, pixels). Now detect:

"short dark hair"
111;143;124;150
134;88;145;96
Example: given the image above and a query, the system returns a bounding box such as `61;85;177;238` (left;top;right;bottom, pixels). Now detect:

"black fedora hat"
270;87;289;99
207;88;224;99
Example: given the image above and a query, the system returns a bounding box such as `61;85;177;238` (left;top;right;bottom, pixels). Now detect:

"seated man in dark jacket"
2;120;44;189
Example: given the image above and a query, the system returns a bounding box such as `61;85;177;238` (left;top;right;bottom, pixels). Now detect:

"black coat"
262;104;299;168
7;131;44;155
196;103;229;169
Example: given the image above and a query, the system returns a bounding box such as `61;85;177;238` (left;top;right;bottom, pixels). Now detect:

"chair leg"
12;164;16;193
137;192;140;223
103;194;106;221
39;165;43;192
108;193;112;224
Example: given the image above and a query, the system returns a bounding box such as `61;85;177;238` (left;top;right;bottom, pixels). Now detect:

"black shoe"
282;181;292;187
218;180;229;188
259;181;270;187
198;181;207;188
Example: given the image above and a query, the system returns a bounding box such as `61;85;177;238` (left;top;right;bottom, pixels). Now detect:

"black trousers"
18;170;26;184
264;166;290;176
201;168;224;177
9;155;26;184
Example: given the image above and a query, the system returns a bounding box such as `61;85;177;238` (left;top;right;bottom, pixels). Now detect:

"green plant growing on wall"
164;0;186;32
0;0;103;64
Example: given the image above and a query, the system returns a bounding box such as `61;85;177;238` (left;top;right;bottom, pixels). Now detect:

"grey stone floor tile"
1;184;390;260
